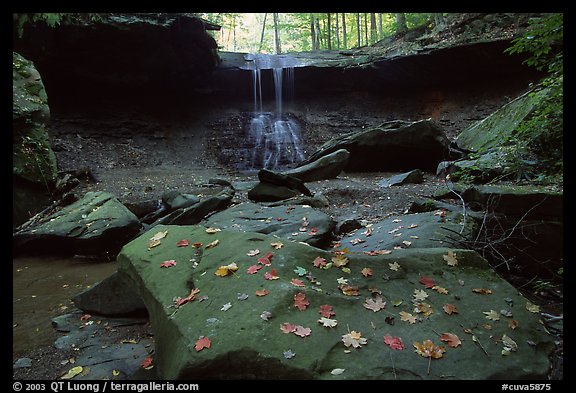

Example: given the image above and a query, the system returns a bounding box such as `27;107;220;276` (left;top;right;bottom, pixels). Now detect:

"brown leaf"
339;284;360;296
440;333;461;348
363;296;386;312
399;311;417;324
413;340;445;359
443;304;459;315
472;288;493;295
332;254;349;267
508;319;519;330
361;267;373;277
443;250;458;266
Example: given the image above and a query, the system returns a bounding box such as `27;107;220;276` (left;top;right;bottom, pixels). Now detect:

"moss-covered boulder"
13;191;142;256
455;88;550;152
118;225;553;380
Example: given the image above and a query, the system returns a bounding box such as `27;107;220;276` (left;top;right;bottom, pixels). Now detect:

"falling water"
243;54;305;170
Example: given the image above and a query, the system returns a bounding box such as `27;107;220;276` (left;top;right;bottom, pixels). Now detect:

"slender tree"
356;13;361;46
370;13;377;43
364;13;368;44
378;13;383;40
310;13;317;50
258;12;267;53
395;13;407;34
342;12;347;49
273;13;281;54
327;13;332;50
335;12;340;49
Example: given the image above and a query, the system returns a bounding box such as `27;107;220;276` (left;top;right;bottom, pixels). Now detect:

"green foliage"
504;13;563;176
14;13;103;38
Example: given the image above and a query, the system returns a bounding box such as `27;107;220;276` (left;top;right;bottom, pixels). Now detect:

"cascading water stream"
244;54;305;170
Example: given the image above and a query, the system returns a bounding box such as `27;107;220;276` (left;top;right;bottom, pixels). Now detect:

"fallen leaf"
443;304;459;315
192;242;203;248
385;316;395;325
502;334;518;352
270;241;284;249
260;311;272;320
413;289;429;302
176;239;189;247
264;269;279;280
246;264;262;274
148;231;168;249
388;262;401;271
332;254;349;267
342;331;368;349
365;250;392;256
194;336;211;352
440;333;462;348
392;219;402;223
319;304;336;318
413;340;446;359
443;250;458;266
361;267;373;277
61;366;83;379
214;262;238;277
80;314;91;321
500;309;513;318
173;288;200;308
331;368;345;375
414;302;434;317
508;319;519;330
472;288;493;295
483;310;500;321
363;296;386;312
293;292;309;311
293;325;312;337
246;249;260;256
402;240;412;247
392;299;403;307
160;260;177;268
313;257;327;268
255;288;269;297
339;284;360;296
309;227;318;235
336;277;349;285
350;238;365;245
237;293;249;301
483;323;492;330
221;302;232;311
526;301;541;313
419;276;436;289
318;317;338;328
283;349;296;359
408;223;419;229
258;256;272;266
290;278;306;287
383;335;404;350
280;323;297;333
293;266;307;276
140;357;153;369
205;239;219;249
121;339;138;344
399;311;417;324
205;227;221;234
112;370;120;376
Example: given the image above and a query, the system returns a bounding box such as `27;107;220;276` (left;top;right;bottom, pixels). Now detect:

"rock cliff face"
13;13;221;109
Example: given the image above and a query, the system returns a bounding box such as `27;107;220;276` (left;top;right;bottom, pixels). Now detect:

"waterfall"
245;54;305;170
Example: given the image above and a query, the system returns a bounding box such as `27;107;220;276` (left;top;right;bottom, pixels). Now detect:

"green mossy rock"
118;225;553;380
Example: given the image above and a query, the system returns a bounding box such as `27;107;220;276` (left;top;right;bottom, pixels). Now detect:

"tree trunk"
335;12;340;49
395;13;407;34
310;13;317;50
434;13;446;30
342;13;347;49
370;13;377;44
364;13;368;45
258;13;267;53
356;13;361;46
273;13;281;54
378;13;383;40
327;13;332;50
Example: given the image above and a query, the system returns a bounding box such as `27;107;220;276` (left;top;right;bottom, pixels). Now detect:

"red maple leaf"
290;278;305;287
194;336;211;352
258;256;271;266
246;264;262;274
140;357;153;369
319;304;335;318
255;288;269;297
160;260;177;268
419;276;436;289
280;322;297;333
313;257;327;268
176;239;189;247
264;269;279;280
383;334;404;350
293;292;309;311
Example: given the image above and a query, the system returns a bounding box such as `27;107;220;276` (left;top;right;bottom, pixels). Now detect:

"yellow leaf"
270;241;284;249
526;301;541;313
112;370;120;376
332;254;349;267
483;310;500;321
205;239;220;249
413;340;445;359
205;227;221;234
61;366;83;380
214;262;238;277
443;250;458;266
399;311;417;324
432;285;449;295
388;262;401;271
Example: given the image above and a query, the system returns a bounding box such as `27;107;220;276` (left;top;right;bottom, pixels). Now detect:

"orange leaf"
176;239;189;247
440;333;461;348
413;340;445;359
508;319;519;330
255;288;269;297
472;288;493;295
339;284;360;296
194;336;211;352
290;278;305;287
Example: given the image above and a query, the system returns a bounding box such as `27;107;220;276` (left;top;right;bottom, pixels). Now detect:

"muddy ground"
13;84;562;380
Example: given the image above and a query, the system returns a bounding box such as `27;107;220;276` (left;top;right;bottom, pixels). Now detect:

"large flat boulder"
300;120;451;172
202;202;334;248
13;191;141;255
118;224;553;380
